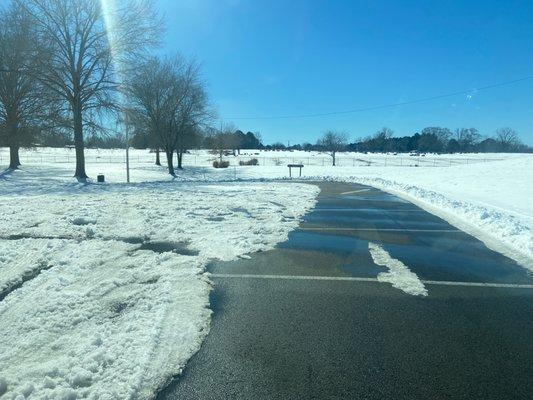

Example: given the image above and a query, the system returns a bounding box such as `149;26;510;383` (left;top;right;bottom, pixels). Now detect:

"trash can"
97;174;105;183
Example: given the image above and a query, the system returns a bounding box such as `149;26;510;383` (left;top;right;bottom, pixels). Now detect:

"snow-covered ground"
0;146;511;168
0;163;318;399
0;147;531;398
183;154;530;271
1;148;531;270
17;147;525;270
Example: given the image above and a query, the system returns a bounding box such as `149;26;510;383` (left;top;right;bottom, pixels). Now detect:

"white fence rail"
0;148;504;168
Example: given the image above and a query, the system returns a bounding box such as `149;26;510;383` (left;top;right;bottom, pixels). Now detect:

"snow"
83;149;530;273
0;161;318;399
0;146;514;169
2;149;531;271
0;147;531;397
369;242;428;296
0;240;211;399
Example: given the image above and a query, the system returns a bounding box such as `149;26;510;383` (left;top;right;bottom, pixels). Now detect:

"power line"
227;75;533;121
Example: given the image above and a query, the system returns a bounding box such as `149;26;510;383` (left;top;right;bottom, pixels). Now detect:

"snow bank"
0;172;318;399
0;240;211;400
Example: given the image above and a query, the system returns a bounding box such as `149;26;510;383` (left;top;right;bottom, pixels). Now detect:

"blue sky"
157;0;533;145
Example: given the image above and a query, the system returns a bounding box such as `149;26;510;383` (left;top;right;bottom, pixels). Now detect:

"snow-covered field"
0;162;318;399
0;146;508;168
0;147;531;398
1;148;531;270
11;147;524;270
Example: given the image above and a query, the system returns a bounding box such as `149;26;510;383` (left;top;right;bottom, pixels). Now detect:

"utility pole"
126;134;130;183
124;112;130;183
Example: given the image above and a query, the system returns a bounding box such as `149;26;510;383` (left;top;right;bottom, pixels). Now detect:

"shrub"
213;160;230;168
239;158;259;166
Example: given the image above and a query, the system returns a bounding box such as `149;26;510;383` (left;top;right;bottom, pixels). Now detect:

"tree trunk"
332;151;336;166
176;150;183;169
166;149;175;176
155;148;161;165
73;102;88;180
9;145;21;169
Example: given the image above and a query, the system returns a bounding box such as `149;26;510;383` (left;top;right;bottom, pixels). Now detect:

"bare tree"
317;130;349;166
172;66;211;170
127;57;178;175
0;3;44;169
18;0;160;180
494;127;521;152
175;125;202;169
127;56;210;175
208;123;236;164
372;127;394;152
454;128;481;152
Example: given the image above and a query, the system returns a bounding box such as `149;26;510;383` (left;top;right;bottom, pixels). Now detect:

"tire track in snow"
0;239;53;302
368;242;428;296
0;261;55;302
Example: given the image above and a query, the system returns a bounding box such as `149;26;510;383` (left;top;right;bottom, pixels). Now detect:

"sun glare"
99;0;122;81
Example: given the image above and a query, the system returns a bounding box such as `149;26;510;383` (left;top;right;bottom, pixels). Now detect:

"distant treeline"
3;126;530;154
131;129;263;152
265;127;531;153
348;127;530;153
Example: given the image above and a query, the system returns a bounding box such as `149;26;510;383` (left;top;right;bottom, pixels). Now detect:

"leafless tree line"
0;0;211;179
310;126;525;166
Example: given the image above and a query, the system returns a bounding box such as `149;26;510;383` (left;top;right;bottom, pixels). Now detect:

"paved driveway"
158;181;533;400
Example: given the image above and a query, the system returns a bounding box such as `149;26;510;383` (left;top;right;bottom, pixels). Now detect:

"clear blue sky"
157;0;533;145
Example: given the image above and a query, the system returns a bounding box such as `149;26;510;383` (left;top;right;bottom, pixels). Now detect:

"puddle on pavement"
207;245;383;278
383;240;533;284
303;213;450;230
279;230;369;255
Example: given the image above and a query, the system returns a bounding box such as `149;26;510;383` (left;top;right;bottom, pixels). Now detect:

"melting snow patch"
368;242;428;296
0;181;319;399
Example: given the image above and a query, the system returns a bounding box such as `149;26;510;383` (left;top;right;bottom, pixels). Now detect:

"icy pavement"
144;155;533;272
0;172;318;399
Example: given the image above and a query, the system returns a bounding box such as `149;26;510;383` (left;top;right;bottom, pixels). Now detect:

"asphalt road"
157;181;533;400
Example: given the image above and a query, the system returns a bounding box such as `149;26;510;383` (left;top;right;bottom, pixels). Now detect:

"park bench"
287;164;304;178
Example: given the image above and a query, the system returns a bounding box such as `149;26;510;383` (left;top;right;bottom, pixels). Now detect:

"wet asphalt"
157;181;533;400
